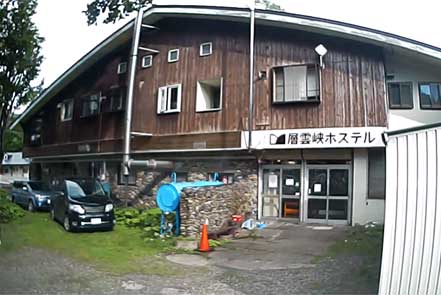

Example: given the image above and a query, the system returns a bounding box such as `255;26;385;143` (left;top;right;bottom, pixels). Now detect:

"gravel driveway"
0;223;380;294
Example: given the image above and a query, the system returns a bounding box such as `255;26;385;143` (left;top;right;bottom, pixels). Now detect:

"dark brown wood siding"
23;18;387;157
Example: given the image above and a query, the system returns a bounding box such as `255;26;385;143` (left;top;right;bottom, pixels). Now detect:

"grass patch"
0;211;184;275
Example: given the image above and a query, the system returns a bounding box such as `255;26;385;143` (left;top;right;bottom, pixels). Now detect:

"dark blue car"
11;180;54;211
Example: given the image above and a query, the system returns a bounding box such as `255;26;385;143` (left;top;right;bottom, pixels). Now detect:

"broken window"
273;64;320;103
196;78;222;112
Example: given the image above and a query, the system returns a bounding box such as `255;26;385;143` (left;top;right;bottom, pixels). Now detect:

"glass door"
262;165;301;219
305;165;350;224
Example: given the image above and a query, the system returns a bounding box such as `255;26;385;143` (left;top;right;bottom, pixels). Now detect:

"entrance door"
262;165;301;219
305;165;351;224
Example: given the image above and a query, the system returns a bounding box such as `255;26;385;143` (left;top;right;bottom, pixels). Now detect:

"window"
81;94;100;117
419;83;441;109
273;64;320;103
168;49;179;63
196;78;222;112
117;62;127;74
102;87;126;112
157;84;182;114
388;82;413;109
59;99;74;121
200;42;212;56
368;148;386;199
141;55;153;68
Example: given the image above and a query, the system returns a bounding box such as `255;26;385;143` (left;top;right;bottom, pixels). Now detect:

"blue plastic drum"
156;183;181;212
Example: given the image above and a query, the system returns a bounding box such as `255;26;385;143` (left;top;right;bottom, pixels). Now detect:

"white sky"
34;0;441;88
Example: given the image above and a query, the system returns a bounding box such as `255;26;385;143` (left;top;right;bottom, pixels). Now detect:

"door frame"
259;164;302;220
304;164;352;225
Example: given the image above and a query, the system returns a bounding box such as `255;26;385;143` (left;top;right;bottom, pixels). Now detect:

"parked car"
11;180;54;211
49;178;115;232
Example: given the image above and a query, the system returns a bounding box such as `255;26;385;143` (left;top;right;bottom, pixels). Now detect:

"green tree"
84;0;283;25
0;0;43;159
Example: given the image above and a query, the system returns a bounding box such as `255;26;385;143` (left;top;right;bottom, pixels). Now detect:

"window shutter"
157;87;167;113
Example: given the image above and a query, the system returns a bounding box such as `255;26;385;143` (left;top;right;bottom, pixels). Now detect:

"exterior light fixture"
314;44;328;69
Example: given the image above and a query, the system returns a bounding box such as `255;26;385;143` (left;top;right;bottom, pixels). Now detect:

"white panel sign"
242;127;385;149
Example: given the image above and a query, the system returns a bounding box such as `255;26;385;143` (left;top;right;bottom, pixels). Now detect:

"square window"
117;62;127;74
102;87;126;112
200;42;212;56
419;83;441;109
168;49;179;63
157;84;182;114
273;64;320;103
196;78;222;112
388;82;413;109
141;55;153;68
59;99;74;121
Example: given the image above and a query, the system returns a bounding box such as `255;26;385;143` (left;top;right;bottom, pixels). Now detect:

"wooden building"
12;4;441;225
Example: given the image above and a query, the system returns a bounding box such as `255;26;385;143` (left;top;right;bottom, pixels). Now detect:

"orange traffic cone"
199;220;211;252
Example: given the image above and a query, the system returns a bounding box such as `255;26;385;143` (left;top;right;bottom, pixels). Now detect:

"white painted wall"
351;148;385;225
379;126;441;295
385;52;441;131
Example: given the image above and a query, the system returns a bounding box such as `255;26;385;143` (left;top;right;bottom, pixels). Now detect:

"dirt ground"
0;222;380;294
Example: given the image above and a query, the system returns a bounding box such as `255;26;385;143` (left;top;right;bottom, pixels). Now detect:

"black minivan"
50;178;115;232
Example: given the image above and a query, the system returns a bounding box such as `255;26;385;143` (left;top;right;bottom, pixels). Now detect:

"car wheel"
63;216;71;232
50;207;56;221
28;200;35;212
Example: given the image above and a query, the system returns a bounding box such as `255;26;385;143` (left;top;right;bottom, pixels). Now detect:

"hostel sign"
242;127;386;149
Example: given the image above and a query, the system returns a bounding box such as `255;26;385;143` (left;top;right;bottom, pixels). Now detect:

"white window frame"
157;84;182;114
60;99;74;121
117;62;127;74
196;77;223;112
200;42;213;56
141;55;153;68
168;49;179;63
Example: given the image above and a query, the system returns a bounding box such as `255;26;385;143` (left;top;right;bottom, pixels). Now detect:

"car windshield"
66;179;106;198
28;181;50;191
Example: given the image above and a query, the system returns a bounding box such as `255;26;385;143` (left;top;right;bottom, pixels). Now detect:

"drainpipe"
122;7;174;175
247;2;256;151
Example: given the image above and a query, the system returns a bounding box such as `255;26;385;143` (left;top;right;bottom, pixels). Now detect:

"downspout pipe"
122;6;174;175
123;7;145;176
247;3;255;151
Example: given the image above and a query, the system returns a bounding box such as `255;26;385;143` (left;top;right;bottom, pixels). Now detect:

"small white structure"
1;152;30;183
379;122;441;295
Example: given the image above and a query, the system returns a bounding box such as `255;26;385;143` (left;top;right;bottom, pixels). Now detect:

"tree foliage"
0;0;43;157
83;0;283;25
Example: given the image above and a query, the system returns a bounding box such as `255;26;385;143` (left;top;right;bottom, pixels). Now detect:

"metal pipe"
128;159;175;170
122;7;146;176
247;3;256;151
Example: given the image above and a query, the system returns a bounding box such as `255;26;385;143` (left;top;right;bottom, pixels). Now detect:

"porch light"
314;44;328;69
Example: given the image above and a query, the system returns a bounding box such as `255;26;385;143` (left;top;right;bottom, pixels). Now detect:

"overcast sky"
34;0;441;88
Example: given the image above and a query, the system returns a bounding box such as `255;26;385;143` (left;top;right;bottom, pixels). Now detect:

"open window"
196;78;222;112
101;86;126;113
81;94;100;117
273;64;320;103
157;84;182;114
58;99;74;121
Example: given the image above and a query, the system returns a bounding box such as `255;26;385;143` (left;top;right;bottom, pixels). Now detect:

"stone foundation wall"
180;161;258;236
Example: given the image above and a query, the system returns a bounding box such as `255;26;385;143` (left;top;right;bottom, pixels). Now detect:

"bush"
115;207;175;238
0;190;24;223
